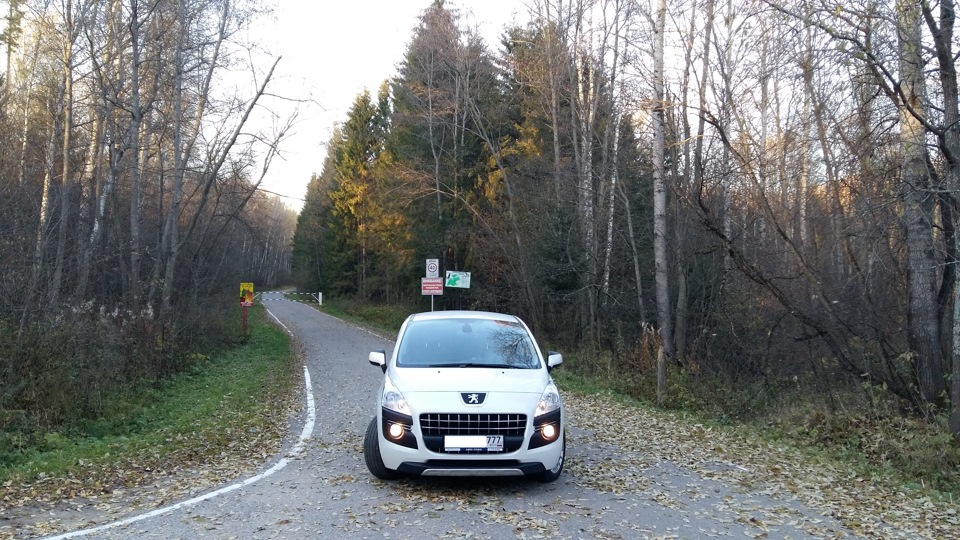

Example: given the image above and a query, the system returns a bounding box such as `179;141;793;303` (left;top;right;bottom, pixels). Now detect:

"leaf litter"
2;391;958;538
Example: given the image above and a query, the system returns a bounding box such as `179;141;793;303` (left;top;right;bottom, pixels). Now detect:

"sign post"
240;282;254;333
421;277;443;311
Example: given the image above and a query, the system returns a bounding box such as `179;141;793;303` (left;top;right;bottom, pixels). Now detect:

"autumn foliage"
293;0;960;448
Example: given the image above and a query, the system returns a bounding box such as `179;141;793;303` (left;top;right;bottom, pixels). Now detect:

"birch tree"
652;0;672;402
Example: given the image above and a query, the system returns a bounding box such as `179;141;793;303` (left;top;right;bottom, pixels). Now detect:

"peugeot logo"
461;392;486;405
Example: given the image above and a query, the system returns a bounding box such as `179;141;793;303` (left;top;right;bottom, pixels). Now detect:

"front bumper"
397;459;548;477
377;408;564;477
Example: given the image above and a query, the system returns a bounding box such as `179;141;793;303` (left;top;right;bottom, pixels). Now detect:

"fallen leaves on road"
2;390;958;539
566;393;960;539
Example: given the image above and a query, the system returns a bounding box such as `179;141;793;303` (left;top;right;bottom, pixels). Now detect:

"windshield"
396;318;541;369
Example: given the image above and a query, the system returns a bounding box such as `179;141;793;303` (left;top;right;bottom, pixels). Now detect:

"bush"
0;297;249;467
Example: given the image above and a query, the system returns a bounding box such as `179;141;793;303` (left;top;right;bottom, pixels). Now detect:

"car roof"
406;310;523;324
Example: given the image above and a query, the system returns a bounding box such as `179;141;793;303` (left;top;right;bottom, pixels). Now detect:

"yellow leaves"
480;122;542;204
564;392;960;539
326;474;357;486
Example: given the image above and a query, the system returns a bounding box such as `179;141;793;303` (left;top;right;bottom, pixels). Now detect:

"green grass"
0;306;299;484
313;296;409;335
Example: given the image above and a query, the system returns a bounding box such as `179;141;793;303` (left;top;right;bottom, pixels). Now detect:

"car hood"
389;366;549;394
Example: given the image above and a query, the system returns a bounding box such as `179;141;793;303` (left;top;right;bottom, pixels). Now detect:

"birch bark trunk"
652;0;673;403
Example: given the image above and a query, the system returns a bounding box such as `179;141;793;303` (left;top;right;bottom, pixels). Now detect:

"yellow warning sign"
240;282;254;306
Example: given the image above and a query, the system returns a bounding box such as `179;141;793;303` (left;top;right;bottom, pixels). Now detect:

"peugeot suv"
364;311;565;482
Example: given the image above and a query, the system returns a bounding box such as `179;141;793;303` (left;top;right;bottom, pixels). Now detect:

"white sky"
256;0;527;211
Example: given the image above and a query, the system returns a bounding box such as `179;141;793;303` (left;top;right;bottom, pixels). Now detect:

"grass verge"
314;297;409;335
0;305;300;506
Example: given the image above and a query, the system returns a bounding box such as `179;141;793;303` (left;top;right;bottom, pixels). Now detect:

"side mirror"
369;350;387;373
546;352;562;371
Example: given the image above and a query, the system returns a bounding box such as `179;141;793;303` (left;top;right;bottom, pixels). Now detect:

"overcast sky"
256;0;527;211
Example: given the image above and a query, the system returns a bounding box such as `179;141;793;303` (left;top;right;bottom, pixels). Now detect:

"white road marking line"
42;310;315;540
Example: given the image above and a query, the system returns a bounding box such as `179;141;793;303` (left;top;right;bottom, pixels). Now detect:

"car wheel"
364;416;401;480
536;433;565;482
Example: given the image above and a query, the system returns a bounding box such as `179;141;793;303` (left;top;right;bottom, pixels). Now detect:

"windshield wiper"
427;362;519;369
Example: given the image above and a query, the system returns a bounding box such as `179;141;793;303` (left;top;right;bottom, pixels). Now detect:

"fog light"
541;423;557;440
388;423;404;439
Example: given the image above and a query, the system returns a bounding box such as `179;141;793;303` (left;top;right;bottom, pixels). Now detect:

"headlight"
535;381;561;417
382;374;411;415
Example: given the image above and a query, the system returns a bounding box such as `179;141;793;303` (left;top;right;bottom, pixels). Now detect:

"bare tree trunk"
600;111;620;303
128;0;145;311
17;25;43;187
796;19;814;248
540;0;564;202
898;0;946;408
652;0;674;392
693;0;714;211
3;1;14;97
49;0;77;306
600;2;624;305
17;91;31;187
73;109;103;301
22;81;66;328
427;66;442;222
921;0;960;433
576;41;598;340
675;0;713;363
619;178;646;323
719;0;734;272
15;12;41;186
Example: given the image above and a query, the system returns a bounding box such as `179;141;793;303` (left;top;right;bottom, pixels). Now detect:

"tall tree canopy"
1;0;296;426
293;0;960;442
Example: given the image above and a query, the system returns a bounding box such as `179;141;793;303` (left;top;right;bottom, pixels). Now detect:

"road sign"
445;271;471;288
240;282;254;306
421;277;444;295
426;258;440;278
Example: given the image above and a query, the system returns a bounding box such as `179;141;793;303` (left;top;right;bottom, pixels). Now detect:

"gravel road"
36;295;860;539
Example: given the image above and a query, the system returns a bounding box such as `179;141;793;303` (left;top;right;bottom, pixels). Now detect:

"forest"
294;0;960;454
0;0;296;446
1;0;959;489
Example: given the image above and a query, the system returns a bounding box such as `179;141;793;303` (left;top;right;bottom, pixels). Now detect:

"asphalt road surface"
40;294;857;539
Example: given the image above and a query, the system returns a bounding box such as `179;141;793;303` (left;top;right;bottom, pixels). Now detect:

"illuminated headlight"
530;382;562;449
380;390;417;450
382;375;410;415
535;382;561;417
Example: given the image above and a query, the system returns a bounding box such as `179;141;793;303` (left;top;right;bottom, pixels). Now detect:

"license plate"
444;435;504;451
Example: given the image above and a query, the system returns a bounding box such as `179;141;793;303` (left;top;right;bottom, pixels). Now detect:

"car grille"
420;413;527;436
420;413;527;454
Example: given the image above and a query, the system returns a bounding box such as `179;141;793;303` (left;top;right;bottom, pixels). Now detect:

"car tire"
536;433;565;482
364;416;401;480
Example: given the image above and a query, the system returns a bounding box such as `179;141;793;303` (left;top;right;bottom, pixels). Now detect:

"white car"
364;310;565;482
